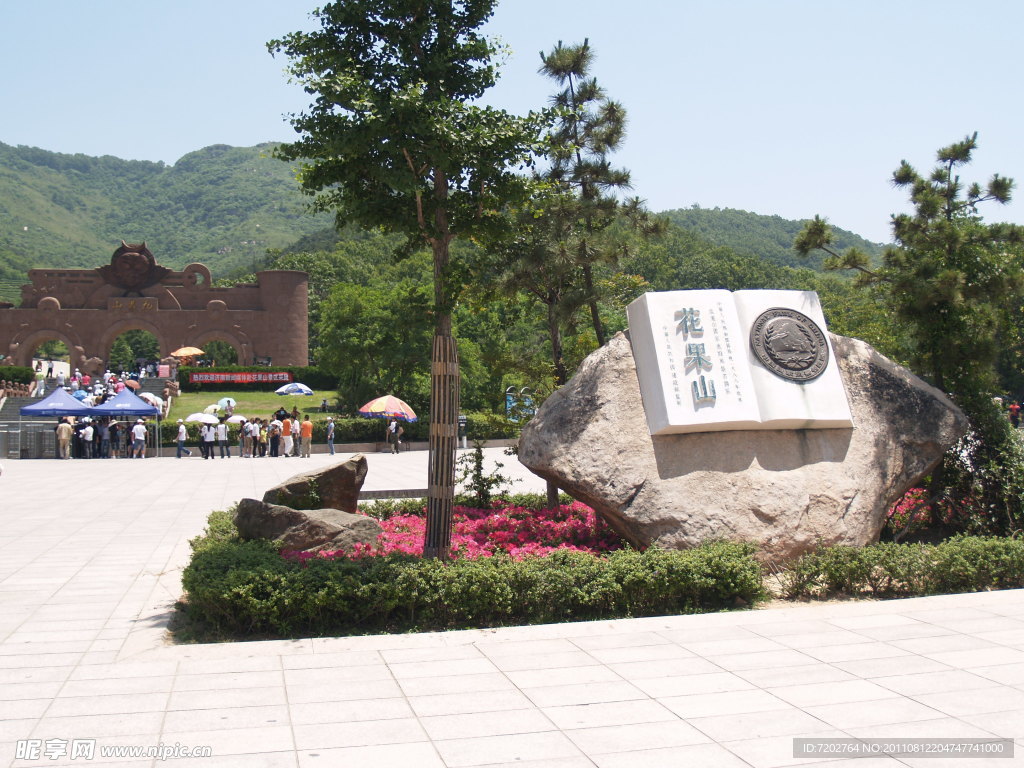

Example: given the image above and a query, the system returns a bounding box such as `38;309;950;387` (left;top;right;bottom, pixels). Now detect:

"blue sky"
1;1;1021;243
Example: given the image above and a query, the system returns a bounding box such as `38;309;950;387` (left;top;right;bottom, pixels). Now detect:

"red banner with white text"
187;371;293;384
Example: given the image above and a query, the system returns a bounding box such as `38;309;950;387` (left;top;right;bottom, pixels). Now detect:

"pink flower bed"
289;501;626;562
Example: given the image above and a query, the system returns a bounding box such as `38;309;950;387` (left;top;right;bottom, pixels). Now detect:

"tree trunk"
424;330;459;559
546;480;560;510
583;263;606;347
423;173;459;560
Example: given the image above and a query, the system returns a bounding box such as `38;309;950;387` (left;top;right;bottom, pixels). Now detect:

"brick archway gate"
0;244;307;374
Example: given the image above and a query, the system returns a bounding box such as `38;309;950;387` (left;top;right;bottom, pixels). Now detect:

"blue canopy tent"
16;387;91;459
19;387;91;418
90;389;161;457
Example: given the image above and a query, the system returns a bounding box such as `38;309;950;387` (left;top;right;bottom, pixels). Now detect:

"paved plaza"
1;450;1023;767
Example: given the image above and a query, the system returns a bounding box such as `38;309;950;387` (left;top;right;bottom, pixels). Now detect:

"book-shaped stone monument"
626;289;853;435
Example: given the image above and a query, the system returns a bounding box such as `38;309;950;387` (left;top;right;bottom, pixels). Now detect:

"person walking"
326;417;335;455
56;418;73;459
176;419;192;458
300;415;313;457
217;419;231;458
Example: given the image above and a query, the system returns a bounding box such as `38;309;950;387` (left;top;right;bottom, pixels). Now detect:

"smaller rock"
262;453;368;513
235;497;382;553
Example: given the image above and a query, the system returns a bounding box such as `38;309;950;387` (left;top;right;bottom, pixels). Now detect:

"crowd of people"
176;407;327;459
53;416;150;459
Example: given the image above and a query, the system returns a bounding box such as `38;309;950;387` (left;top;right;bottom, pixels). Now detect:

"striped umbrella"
357;395;418;422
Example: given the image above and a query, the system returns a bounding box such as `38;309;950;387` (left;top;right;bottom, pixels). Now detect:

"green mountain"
0;142;887;304
662;205;884;271
0;141;332;300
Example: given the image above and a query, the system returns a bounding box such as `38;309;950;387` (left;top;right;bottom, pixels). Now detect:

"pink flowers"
287;501;626;562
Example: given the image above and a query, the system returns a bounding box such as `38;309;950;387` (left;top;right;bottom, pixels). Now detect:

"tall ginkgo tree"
269;1;545;558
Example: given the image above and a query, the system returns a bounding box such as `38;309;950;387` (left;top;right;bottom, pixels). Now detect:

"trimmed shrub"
179;511;766;638
3;366;36;385
783;535;1024;599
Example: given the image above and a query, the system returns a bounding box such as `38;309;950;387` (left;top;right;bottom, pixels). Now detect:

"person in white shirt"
201;423;216;459
216;419;230;458
131;419;147;459
176;419;192;458
81;421;95;459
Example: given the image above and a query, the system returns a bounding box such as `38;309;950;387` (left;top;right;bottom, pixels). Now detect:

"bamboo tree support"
423;332;460;560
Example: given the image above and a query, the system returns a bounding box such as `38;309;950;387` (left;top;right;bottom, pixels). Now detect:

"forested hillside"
0;141;332;299
663;206;884;270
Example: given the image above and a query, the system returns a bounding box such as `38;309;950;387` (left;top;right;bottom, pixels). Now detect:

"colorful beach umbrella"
275;382;314;396
185;413;219;425
171;346;204;357
357;395;417;422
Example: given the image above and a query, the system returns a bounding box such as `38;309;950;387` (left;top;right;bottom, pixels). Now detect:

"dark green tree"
538;39;664;346
796;133;1024;533
269;1;545;558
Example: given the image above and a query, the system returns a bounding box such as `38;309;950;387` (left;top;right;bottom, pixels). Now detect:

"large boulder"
519;332;968;561
262;453;368;513
234;498;382;553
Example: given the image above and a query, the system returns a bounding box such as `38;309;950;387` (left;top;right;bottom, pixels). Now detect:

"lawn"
168;390;334;423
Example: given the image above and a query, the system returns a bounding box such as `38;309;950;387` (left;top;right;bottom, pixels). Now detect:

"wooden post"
423;332;459;560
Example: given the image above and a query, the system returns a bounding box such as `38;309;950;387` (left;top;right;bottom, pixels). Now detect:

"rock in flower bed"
179;501;767;639
285;501;625;561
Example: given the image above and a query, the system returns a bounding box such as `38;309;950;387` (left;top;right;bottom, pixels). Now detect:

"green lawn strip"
168;390;333;423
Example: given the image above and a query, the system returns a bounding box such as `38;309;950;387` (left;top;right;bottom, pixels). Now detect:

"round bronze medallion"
749;307;829;382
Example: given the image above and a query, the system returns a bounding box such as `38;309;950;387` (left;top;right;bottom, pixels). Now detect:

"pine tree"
538;39;663;347
796;133;1024;533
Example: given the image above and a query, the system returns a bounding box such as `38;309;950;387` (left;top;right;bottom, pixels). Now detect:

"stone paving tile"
31;711;166;739
540;699;679;730
564;719;710;754
407;689;536;718
631;670;756;698
287;697;414;725
160;724;296;756
606;655;723;680
733;663;857;689
660;688;792;719
396;671;516;697
802;697;948;730
485;649;601;672
520;680;647;708
871;669;999;696
419;708;558;740
432;730;586;767
590;741;752;768
292;717;426;750
767;679;902;708
296;741;444;768
686;707;837;743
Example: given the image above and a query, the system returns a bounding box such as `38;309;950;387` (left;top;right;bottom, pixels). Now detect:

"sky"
1;1;1022;244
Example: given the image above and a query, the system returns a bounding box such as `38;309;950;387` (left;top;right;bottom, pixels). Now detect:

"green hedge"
159;412;518;446
177;365;336;392
783;535;1024;599
2;366;35;385
179;512;766;638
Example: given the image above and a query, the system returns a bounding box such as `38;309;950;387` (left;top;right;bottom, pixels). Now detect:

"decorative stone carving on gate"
0;243;308;370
